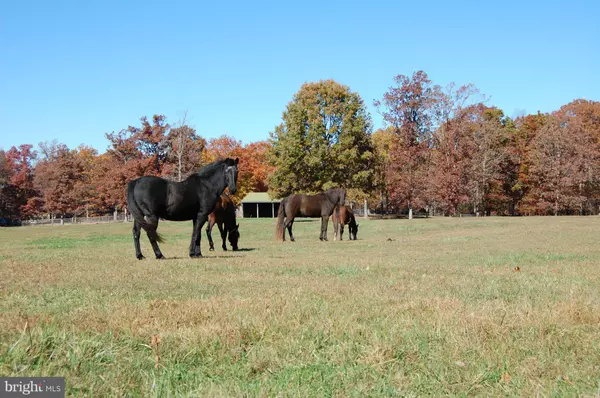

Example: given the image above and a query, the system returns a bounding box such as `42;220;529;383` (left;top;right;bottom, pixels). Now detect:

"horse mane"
323;187;343;201
193;159;229;178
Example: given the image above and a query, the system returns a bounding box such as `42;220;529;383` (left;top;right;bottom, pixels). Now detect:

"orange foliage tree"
202;135;273;204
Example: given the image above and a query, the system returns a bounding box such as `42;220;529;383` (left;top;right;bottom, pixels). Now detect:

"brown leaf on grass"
501;373;511;383
513;266;520;272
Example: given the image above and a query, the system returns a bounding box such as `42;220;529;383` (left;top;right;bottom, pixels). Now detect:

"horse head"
350;221;359;240
229;223;240;250
225;158;239;195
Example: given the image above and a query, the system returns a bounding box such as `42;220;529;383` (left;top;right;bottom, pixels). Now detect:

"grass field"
0;216;599;396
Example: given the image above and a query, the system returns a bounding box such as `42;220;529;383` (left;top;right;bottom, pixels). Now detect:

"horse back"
332;205;351;224
287;193;330;217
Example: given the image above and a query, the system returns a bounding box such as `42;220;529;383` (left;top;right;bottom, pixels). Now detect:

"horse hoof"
189;253;203;258
137;255;145;260
156;255;165;260
222;247;228;251
209;247;214;251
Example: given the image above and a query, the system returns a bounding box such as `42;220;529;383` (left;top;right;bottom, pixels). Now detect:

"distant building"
240;192;280;218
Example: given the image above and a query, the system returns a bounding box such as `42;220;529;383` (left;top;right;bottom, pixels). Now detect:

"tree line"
1;71;599;222
0;115;274;221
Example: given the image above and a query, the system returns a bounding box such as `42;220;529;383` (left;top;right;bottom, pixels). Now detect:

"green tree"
268;80;375;198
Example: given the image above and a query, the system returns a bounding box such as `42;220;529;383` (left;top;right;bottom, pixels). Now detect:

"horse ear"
237;223;240;228
234;157;239;165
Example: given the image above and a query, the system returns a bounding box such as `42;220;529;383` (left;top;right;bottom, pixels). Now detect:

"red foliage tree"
3;145;40;217
375;71;437;218
525;115;591;215
34;144;98;216
242;141;274;192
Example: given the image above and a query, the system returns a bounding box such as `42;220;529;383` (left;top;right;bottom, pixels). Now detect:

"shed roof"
241;192;280;203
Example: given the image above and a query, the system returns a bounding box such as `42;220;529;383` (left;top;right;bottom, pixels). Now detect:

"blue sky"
1;0;598;153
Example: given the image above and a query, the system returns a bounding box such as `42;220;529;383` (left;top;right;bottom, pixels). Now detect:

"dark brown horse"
275;188;346;241
206;194;239;251
332;206;359;241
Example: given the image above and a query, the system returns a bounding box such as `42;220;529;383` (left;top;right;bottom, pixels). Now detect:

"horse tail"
149;230;165;243
127;180;166;243
275;199;286;241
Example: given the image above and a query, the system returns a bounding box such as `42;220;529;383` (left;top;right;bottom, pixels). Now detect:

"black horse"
275;188;346;241
127;158;239;259
206;193;239;251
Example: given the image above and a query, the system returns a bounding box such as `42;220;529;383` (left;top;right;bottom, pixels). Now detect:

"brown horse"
206;194;240;251
275;188;346;241
332;206;359;240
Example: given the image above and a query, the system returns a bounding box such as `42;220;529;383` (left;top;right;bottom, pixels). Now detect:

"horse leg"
333;215;340;241
284;217;295;242
206;219;215;251
218;223;227;251
144;216;164;259
190;214;207;258
190;219;198;255
132;220;144;260
333;217;338;241
320;215;329;241
340;223;345;241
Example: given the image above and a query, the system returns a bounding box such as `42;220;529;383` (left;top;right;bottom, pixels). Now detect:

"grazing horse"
275;188;346;241
332;206;359;241
127;158;239;259
206;194;240;251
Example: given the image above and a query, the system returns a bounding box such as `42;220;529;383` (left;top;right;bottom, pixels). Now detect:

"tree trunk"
408;207;413;220
364;198;368;219
178;155;182;182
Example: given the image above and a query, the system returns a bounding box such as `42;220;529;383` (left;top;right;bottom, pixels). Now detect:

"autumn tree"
0;151;9;185
370;128;396;212
167;122;206;181
93;115;171;211
34;143;98;216
463;107;510;215
526;113;594;215
508;113;548;214
4;144;40;217
0;150;20;220
557;100;600;213
375;71;437;218
428;84;481;215
202;135;251;203
243;141;274;192
268;79;375;198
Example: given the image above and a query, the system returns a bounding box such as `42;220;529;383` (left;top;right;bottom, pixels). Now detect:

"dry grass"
0;216;599;396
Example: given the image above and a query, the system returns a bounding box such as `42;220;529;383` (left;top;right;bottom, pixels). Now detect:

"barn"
240;192;280;218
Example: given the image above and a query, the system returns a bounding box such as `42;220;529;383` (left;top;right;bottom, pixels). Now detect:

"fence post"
60;216;64;226
364;199;368;219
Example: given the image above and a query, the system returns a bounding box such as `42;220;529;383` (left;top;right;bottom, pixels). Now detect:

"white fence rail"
22;214;129;226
